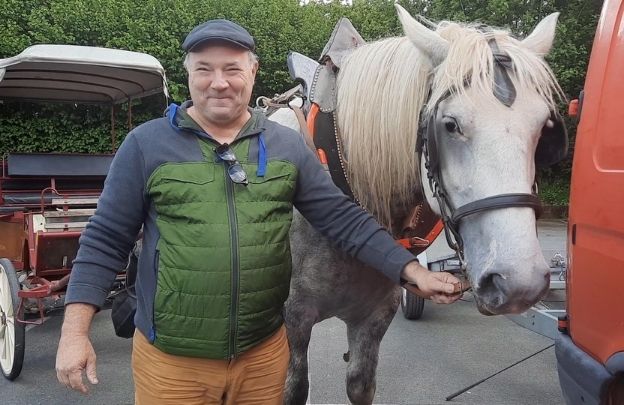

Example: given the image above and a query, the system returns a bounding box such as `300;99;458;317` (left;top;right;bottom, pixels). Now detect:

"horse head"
394;5;566;315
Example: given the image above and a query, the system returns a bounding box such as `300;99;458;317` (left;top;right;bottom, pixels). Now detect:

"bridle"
418;37;546;267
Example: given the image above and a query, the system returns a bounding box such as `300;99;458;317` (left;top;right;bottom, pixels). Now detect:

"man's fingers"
403;283;433;299
86;356;99;385
434;271;462;284
428;276;458;295
56;369;71;389
431;292;463;304
67;369;88;394
432;272;467;294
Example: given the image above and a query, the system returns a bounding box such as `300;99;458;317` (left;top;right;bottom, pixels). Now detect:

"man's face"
186;45;258;125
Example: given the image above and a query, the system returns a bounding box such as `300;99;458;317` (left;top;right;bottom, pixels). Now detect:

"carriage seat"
6;153;113;177
1;192;99;205
1;154;111;209
0;206;25;215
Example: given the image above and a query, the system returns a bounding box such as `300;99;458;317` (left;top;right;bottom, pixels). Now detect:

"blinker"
488;38;516;107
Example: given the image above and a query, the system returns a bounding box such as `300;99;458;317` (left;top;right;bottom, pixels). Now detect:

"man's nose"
210;72;229;90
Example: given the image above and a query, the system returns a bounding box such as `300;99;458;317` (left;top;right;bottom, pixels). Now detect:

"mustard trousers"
132;326;289;405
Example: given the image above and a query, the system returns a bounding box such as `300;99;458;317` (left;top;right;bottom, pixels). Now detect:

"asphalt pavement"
1;220;568;404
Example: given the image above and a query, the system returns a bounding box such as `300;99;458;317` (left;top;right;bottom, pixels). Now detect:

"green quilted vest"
146;138;297;359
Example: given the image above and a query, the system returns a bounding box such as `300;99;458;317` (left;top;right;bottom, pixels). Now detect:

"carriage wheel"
401;287;425;320
0;258;25;380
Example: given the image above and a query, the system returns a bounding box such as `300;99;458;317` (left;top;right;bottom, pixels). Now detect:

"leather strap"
452;193;543;224
396;203;444;254
292;106;316;151
312;109;357;202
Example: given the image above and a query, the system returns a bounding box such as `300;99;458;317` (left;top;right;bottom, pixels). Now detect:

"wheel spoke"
6;326;14;368
1;336;6;362
1;326;14;371
1;326;9;363
0;269;10;311
0;268;11;313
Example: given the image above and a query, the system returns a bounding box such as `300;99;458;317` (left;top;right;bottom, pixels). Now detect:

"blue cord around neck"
257;133;266;177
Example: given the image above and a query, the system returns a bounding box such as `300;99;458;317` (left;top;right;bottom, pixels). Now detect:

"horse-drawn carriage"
0;45;167;380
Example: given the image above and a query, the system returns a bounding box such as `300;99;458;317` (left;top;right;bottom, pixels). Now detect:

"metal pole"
111;105;116;153
445;344;555;401
128;100;133;131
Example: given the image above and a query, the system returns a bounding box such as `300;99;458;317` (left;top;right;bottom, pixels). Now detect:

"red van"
555;0;624;404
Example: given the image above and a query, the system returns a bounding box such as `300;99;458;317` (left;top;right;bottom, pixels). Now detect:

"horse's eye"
443;117;460;134
445;121;457;133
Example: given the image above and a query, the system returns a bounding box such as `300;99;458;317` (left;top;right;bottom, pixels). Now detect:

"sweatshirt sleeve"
64;133;147;309
292;135;416;284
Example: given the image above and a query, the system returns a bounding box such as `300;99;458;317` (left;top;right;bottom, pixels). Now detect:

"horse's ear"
521;12;560;56
395;4;449;66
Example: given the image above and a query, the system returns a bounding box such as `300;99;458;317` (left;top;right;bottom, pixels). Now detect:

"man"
56;19;462;404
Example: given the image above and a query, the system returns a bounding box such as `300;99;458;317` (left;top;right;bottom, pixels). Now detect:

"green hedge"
0;0;601;204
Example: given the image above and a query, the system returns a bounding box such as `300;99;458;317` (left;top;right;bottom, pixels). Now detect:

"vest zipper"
224;167;240;359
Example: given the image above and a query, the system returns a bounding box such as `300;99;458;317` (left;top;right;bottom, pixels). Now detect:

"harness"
261;22;568;264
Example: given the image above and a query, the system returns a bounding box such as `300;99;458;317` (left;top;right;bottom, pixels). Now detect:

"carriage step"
51;197;99;206
43;209;96;218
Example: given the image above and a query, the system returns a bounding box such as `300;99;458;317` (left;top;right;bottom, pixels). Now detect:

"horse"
269;5;566;404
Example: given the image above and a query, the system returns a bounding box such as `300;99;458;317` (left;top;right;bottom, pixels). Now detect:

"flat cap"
182;19;255;52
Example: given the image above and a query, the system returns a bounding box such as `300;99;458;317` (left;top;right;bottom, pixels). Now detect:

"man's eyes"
194;67;241;72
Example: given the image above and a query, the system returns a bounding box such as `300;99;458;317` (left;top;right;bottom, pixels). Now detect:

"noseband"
419;37;544;266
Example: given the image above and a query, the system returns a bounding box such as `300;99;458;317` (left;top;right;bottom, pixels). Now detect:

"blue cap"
182;19;255;52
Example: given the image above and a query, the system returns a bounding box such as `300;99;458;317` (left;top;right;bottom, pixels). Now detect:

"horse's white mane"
337;37;429;229
336;21;564;229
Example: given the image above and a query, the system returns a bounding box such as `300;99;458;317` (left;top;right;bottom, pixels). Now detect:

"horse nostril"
476;268;550;313
491;273;513;296
479;272;501;291
478;273;508;307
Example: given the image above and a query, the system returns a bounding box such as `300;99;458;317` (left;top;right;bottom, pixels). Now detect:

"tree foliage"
0;0;602;202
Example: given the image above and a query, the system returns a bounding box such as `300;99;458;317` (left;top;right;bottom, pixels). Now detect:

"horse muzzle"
472;267;550;315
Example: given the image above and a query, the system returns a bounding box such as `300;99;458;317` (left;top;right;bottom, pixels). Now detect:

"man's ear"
183;53;193;74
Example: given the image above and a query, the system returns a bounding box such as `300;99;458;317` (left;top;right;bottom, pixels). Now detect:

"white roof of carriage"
0;44;169;104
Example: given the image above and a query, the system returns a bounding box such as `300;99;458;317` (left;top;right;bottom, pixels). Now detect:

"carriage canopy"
0;44;168;104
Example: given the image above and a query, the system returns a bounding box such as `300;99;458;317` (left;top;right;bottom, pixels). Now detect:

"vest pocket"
149;163;215;205
243;163;292;184
247;173;290;183
158;165;214;184
239;163;295;203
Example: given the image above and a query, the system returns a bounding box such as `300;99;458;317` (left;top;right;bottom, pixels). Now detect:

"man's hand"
56;333;98;394
401;261;464;304
56;303;98;394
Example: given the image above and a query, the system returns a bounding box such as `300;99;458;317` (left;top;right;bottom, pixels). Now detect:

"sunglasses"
215;144;248;186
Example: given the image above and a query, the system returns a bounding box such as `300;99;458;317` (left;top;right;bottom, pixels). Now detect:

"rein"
257;91;316;151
